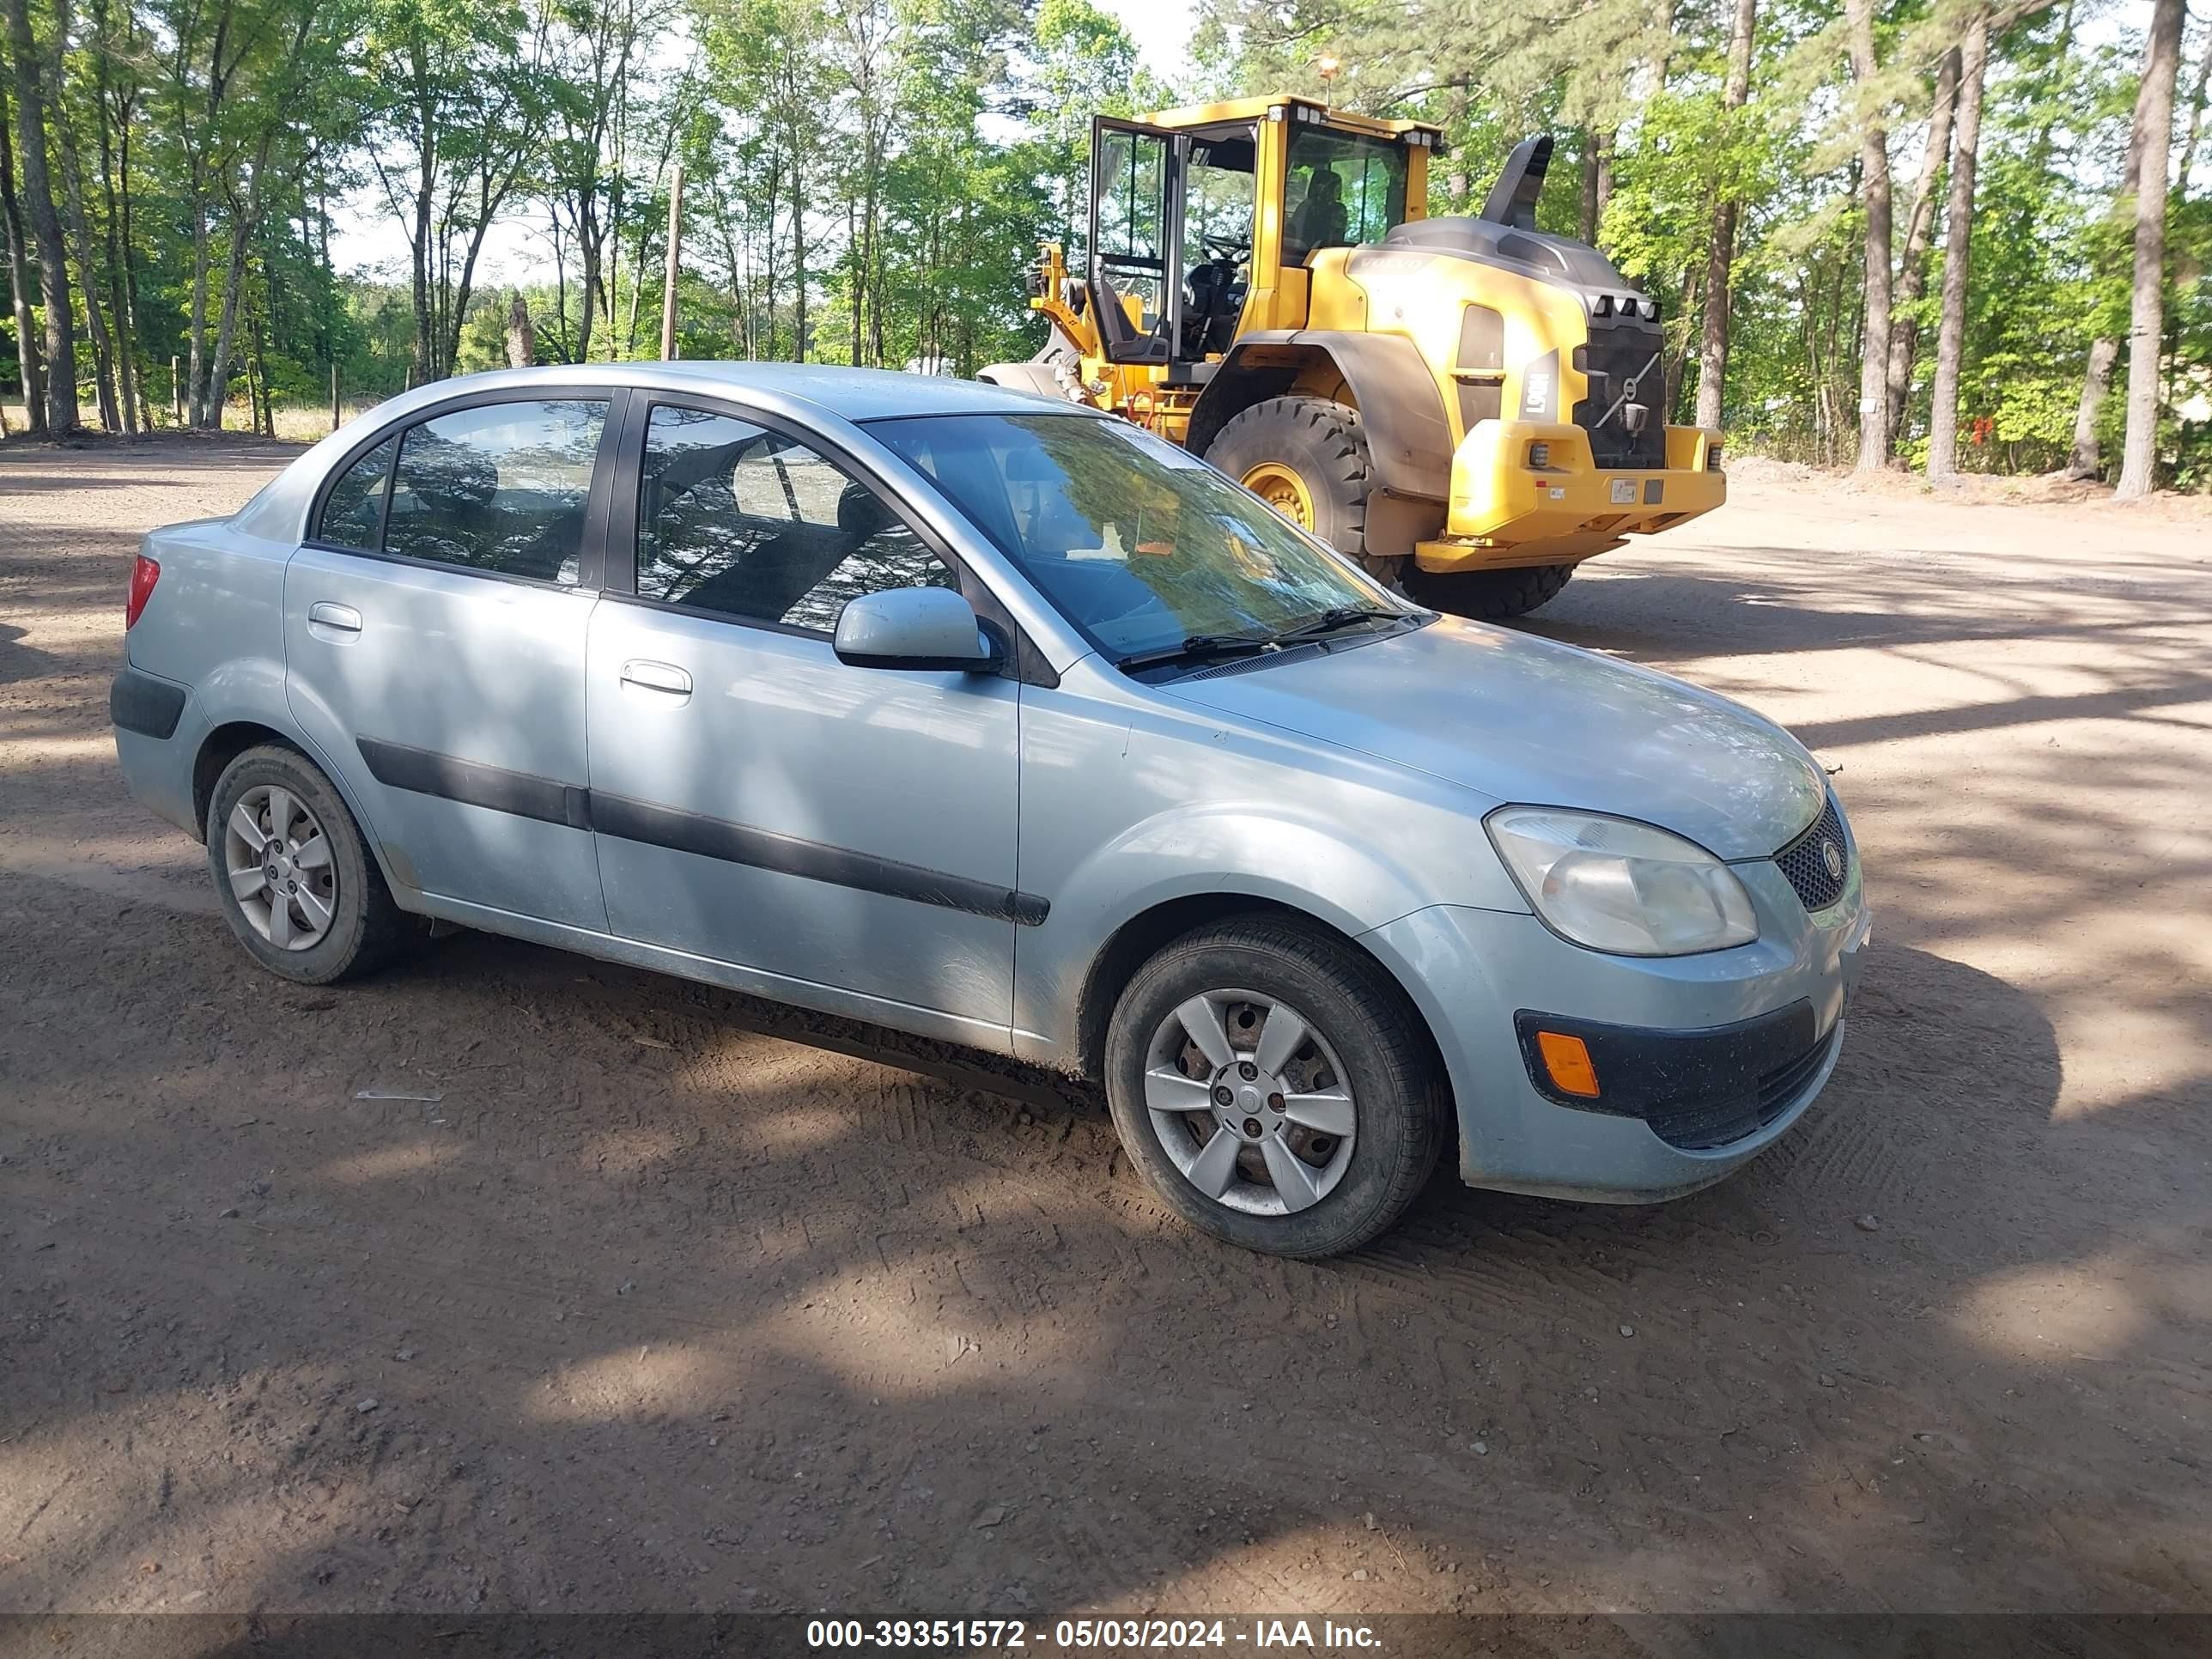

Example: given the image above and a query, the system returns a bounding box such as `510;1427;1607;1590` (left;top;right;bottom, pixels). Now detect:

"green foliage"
3;0;2204;489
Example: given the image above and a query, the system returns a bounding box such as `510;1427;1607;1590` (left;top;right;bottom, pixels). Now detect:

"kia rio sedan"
111;364;1869;1257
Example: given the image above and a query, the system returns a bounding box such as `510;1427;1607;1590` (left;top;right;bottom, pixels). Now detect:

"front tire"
206;744;414;985
1203;395;1375;564
1404;562;1576;620
1104;916;1444;1258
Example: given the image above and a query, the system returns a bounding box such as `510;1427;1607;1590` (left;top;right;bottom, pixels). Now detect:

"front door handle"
307;601;362;634
619;659;693;696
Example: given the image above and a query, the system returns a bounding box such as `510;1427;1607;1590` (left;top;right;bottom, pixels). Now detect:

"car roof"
224;362;1096;543
415;361;1086;424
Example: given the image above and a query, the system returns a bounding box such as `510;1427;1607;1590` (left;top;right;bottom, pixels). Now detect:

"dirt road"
3;438;2207;1620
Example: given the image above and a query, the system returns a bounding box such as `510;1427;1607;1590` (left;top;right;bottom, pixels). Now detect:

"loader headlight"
1527;441;1552;469
1486;807;1758;957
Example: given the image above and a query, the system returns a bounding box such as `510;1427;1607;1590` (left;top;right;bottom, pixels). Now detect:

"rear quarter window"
317;438;396;551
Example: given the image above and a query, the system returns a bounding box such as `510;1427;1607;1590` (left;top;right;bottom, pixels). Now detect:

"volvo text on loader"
980;95;1725;618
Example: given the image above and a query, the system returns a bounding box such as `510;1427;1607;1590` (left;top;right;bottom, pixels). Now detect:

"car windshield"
866;412;1409;663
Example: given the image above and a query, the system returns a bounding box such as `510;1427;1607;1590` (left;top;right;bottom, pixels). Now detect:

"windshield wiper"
1115;632;1279;672
1270;604;1409;646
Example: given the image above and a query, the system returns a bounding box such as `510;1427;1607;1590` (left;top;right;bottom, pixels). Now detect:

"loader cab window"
1283;130;1407;265
1183;132;1255;358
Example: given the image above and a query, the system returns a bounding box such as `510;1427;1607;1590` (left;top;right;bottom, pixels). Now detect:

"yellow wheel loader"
980;95;1725;618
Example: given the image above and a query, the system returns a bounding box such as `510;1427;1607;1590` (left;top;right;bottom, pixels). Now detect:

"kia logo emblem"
1821;840;1844;879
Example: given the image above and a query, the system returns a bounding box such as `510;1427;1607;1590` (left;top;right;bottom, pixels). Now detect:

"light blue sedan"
110;364;1869;1256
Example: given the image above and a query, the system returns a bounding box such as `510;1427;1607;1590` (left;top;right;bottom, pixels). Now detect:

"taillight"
126;554;161;629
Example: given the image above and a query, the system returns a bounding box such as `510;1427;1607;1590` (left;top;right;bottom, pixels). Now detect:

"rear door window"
380;399;610;586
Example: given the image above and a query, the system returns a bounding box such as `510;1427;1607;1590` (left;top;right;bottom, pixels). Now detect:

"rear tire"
1104;915;1445;1258
1203;395;1374;562
205;744;415;985
1405;561;1576;620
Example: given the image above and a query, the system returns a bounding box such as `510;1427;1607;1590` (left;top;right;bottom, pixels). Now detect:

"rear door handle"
307;601;362;635
619;659;692;696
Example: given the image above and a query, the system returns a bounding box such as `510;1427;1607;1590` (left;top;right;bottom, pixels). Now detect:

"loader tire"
1405;562;1576;621
1203;396;1374;562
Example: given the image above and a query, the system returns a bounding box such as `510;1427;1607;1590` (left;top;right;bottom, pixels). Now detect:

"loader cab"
1085;97;1440;376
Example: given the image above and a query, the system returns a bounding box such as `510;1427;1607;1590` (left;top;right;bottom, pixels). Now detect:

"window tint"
383;399;608;585
635;404;956;633
318;437;396;550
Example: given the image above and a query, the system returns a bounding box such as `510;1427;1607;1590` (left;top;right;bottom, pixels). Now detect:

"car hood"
1162;617;1826;860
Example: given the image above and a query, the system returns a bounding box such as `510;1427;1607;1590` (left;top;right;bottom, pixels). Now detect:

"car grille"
1571;321;1668;471
1774;793;1850;913
1648;1024;1839;1152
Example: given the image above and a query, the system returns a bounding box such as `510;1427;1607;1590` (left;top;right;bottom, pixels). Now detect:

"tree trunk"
506;291;535;366
118;100;149;427
1443;87;1468;212
95;70;138;431
4;0;80;434
246;312;269;434
407;39;435;387
2116;0;2184;500
50;0;120;430
575;224;599;364
1886;46;1961;449
186;198;210;423
2067;337;2120;478
1693;0;1758;432
0;79;47;434
2068;72;2147;478
1846;0;1893;470
791;152;806;362
1925;9;1989;479
91;0;138;432
202;131;270;429
1577;134;1601;246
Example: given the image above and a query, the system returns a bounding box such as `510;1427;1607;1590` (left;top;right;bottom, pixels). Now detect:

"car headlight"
1485;806;1758;957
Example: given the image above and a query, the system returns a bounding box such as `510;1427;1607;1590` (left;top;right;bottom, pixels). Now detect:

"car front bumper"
1362;858;1870;1202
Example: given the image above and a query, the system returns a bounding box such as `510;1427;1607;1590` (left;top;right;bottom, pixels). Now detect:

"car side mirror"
833;586;1000;673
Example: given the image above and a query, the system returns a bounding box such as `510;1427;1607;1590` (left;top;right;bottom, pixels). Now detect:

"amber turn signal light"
1535;1030;1601;1098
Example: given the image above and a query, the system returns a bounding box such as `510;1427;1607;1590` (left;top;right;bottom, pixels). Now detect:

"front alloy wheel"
1144;990;1357;1214
1104;916;1444;1257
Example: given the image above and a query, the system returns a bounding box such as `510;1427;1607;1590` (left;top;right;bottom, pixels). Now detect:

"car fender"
1012;794;1516;1065
189;659;408;900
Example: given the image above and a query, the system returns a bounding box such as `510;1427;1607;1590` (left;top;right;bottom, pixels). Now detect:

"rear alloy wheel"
223;782;339;952
1404;561;1576;621
1105;916;1443;1257
206;744;415;985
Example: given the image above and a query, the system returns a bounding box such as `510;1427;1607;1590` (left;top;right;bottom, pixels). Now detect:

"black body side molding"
355;736;1048;927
